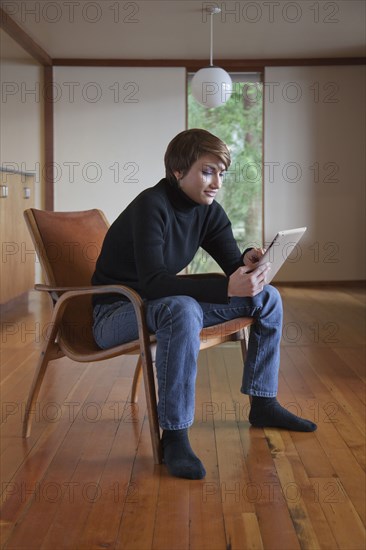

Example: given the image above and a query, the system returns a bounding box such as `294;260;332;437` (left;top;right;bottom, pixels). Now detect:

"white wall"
54;67;186;223
264;66;365;282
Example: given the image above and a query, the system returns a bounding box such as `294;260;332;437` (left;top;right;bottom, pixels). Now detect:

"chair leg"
139;350;162;465
240;326;250;363
130;355;143;403
22;343;62;438
240;327;253;406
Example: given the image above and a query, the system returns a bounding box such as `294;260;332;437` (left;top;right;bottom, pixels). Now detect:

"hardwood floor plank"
342;285;366;305
244;429;301;550
114;415;161;550
151;475;190;550
281;346;365;473
264;429;324;550
1;358;95;491
314;427;365;525
285;346;366;523
0;344;41;386
0;357;84;441
188;351;227;550
280;431;339;550
332;346;366;386
301;347;364;429
299;346;366;471
3;365;128;548
212;345;301;550
1;359;134;547
279;286;364;348
37;368;138;550
78;367;159;550
310;477;365;550
207;347;255;550
241;512;264;550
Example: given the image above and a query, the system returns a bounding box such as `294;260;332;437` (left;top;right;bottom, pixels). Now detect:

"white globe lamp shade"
191;67;233;108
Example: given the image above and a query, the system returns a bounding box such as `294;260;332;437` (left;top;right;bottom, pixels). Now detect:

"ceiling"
1;0;365;62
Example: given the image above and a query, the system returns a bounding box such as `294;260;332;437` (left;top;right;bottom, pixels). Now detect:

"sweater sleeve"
131;193;230;303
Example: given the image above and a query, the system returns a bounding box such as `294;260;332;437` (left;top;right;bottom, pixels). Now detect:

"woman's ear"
173;170;182;180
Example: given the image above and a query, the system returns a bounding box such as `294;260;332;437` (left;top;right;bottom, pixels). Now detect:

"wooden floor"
0;285;365;550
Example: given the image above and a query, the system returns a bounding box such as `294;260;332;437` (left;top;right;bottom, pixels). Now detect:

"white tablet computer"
256;227;307;283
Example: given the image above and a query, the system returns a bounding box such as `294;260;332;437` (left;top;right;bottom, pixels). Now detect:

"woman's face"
173;154;226;205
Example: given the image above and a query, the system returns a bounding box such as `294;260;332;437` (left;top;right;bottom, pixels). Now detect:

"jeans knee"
262;285;283;320
165;296;203;328
264;284;281;301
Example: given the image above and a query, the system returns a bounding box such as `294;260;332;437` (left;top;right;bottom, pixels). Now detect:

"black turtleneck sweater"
92;179;245;305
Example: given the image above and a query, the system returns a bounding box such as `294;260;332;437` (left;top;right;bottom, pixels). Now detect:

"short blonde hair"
164;128;231;183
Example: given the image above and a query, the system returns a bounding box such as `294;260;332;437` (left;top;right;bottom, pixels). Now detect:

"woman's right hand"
228;263;271;297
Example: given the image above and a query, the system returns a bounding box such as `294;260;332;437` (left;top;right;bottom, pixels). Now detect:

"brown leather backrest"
24;208;110;354
25;209;109;287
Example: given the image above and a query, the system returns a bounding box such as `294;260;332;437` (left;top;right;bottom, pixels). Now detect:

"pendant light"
191;6;233;108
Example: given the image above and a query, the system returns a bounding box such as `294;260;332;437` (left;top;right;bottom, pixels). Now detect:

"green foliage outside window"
188;79;263;273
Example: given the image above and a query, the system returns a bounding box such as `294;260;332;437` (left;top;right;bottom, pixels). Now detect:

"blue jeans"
92;285;283;430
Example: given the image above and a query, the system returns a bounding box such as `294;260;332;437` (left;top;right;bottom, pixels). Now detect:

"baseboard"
0;291;30;314
273;280;366;288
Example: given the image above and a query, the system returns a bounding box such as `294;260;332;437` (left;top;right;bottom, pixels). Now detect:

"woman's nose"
211;174;222;189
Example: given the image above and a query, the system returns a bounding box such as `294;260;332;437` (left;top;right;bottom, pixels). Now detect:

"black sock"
161;429;206;480
249;397;317;432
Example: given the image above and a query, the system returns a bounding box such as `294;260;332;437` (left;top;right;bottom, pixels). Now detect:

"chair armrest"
53;285;150;355
35;283;100;293
35;283;144;308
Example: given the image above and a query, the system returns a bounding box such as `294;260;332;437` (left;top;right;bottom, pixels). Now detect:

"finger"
240;265;253;274
251;263;270;276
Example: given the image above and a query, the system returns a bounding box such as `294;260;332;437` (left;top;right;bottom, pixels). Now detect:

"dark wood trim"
184;68;188;130
0;7;52;66
44;66;54;211
261;73;266;246
52;57;366;69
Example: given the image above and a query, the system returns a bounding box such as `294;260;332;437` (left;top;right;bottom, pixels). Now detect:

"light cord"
209;13;213;66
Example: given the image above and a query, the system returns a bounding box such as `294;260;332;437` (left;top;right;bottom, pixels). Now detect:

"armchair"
23;208;253;464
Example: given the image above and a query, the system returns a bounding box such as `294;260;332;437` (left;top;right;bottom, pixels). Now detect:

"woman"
92;129;316;480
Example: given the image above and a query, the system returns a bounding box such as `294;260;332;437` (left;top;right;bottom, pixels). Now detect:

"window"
188;73;263;273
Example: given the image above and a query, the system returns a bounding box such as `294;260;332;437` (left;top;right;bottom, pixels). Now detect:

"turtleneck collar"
161;178;204;213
